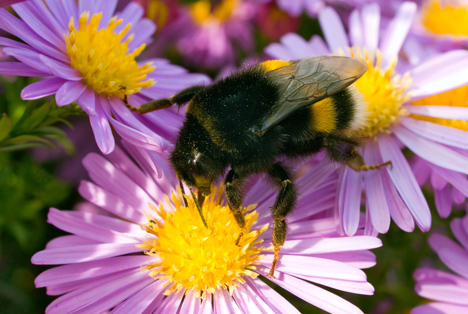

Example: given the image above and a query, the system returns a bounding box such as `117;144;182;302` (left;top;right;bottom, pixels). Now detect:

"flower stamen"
137;187;268;298
65;12;155;98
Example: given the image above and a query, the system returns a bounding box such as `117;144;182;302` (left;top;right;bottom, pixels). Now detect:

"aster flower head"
0;0;209;155
32;146;382;314
413;214;468;313
265;2;468;236
159;0;257;69
412;0;468;51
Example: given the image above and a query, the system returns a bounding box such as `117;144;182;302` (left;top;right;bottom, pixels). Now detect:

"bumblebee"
126;56;390;276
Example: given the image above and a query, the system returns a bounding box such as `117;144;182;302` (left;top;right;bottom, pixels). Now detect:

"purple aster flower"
265;2;468;235
32;146;382;314
412;156;468;218
157;0;257;69
0;0;209;155
413;214;468;313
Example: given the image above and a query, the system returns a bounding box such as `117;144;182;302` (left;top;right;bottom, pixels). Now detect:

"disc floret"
65;12;155;98
137;188;268;298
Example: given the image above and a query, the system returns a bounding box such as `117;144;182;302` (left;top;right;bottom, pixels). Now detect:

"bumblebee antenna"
190;188;208;228
179;179;188;207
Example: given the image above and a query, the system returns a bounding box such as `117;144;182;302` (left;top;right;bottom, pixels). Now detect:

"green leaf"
0;113;12;142
2;134;57;150
13;102;51;134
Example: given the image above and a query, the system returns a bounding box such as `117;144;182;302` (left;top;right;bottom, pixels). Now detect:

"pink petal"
45;269;148;314
380;2;416;65
434;185;452;218
361;3;380;51
3;46;52;74
76;87;96;115
429;234;468;278
261;268;364;314
215;289;242;314
400;117;468;150
261;255;367;281
316;251;377;269
78;181;146;224
348;10;363;47
406;105;468;120
410;50;468;99
39;54;81;81
178;290;202;314
382;169;415;232
35;255;153;287
266;236;382;255
82;153;155;211
412;302;468;314
378;133;431;231
233;284;276;314
89;101;115;154
31;243;142;265
429;163;468;197
363;142;390;234
70;274;154;314
113;281;166;314
451;218;468;251
338;167;362;236
0;62;49;76
318;7;349;53
247;278;300;314
47;208;140;243
21;77;65;99
55;80;86;106
45;235;99;249
393;124;468;174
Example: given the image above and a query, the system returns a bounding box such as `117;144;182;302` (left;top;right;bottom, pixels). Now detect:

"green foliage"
0;77;83;154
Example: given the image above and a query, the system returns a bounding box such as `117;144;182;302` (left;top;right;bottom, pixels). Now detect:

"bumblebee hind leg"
325;134;392;171
267;163;297;277
124;85;206;114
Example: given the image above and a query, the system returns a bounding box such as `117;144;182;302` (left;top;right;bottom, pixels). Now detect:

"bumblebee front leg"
267;163;297;277
325;135;392;172
224;169;247;244
124;85;206;114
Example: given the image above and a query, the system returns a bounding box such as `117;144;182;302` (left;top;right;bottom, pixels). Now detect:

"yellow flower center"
421;0;468;36
137;188;268;298
64;12;155;98
340;47;412;138
410;85;468;131
190;0;238;25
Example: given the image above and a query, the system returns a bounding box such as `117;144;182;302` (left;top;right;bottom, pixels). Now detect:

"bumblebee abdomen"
309;85;367;134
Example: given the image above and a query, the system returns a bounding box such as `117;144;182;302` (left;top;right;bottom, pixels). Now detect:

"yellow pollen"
64;12;155;98
190;0;238;25
422;0;468;36
410;85;468;131
338;47;412;138
137;187;268;298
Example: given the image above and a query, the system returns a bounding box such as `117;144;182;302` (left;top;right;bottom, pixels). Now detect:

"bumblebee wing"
259;56;367;133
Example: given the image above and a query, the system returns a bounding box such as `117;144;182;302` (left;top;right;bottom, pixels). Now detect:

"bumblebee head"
170;114;227;196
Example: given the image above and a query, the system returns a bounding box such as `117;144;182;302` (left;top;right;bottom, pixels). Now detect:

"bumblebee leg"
124;85;206;114
224;169;247;244
325;135;392;172
267;163;297;277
